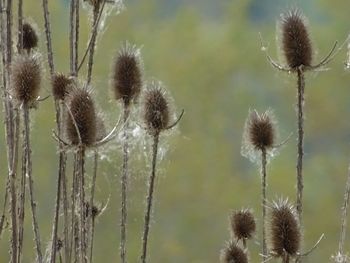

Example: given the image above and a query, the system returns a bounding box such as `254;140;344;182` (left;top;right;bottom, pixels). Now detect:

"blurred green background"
1;0;350;262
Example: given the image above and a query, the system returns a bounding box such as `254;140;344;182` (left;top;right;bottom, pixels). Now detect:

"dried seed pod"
143;83;170;135
22;22;38;52
281;10;312;69
52;73;73;101
247;110;275;151
66;87;97;147
220;241;248;263
230;209;256;241
269;199;301;258
111;43;142;107
11;54;41;105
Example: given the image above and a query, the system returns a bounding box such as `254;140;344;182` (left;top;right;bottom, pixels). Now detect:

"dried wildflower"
143;83;170;135
22;22;38;52
269;199;301;258
52;73;73;101
281;10;312;69
230;209;256;241
66;87;97;147
241;109;278;164
111;43;142;107
11;54;41;105
220;241;248;263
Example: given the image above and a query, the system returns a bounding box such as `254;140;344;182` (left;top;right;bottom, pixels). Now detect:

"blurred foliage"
1;0;350;262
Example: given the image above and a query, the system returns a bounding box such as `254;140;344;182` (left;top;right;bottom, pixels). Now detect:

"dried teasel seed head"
22;22;38;52
143;83;170;135
66;87;97;147
111;43;142;107
247;110;275;151
52;73;73;101
269;199;301;258
230;209;256;241
220;241;248;263
11;54;41;105
281;10;312;69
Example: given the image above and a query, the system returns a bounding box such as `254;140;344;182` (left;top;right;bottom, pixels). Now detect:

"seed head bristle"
112;43;142;107
269;199;301;258
66;87;97;147
230;209;256;241
220;241;248;263
52;73;73;101
22;22;38;52
281;10;312;69
143;83;170;135
247;110;275;151
11;54;41;105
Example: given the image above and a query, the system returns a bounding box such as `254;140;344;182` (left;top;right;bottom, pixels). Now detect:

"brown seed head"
247;110;275;151
66;87;97;147
230;209;256;240
143;83;170;135
22;22;38;52
220;241;248;263
269;199;301;258
281;10;312;69
11;54;41;105
112;44;142;107
52;73;73;101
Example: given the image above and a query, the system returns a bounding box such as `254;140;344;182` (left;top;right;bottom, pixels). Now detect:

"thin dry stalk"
42;0;55;75
69;153;79;263
23;104;43;263
17;122;27;263
86;3;101;84
120;106;130;263
296;67;305;225
140;133;160;263
89;151;98;263
261;148;267;259
338;161;350;255
78;147;87;263
17;0;22;53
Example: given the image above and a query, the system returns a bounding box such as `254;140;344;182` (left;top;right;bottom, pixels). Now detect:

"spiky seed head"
22;22;38;52
230;209;256;240
220;241;248;263
11;54;41;105
247;110;275;151
52;73;73;101
112;44;142;107
269;199;301;258
66;88;97;147
281;10;312;69
143;83;170;135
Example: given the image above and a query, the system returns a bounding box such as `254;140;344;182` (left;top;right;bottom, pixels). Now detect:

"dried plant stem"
338;161;350;255
120;106;130;263
70;0;79;75
261;148;267;259
17;0;22;53
283;253;290;263
78;147;87;263
17;123;27;263
296;68;305;225
77;0;106;72
42;0;55;75
70;153;79;263
2;0;19;261
141;133;160;263
86;4;100;85
0;179;9;238
23;104;43;263
89;151;98;263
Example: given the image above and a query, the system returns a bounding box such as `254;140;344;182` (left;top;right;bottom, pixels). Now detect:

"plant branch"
141;133;160;263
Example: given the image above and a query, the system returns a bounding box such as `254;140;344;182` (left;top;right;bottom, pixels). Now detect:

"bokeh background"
1;0;350;262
